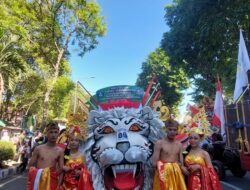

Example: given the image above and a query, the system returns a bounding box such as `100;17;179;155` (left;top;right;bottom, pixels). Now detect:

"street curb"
0;166;18;181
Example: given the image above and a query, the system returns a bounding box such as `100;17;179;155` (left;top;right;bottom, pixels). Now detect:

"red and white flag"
186;103;199;115
212;79;225;136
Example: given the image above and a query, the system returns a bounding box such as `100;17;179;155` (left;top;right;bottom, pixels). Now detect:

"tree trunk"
4;90;12;121
0;73;4;105
40;30;72;131
41;88;52;131
40;48;64;131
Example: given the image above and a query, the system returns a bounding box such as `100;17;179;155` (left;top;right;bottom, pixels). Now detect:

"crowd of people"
21;120;222;190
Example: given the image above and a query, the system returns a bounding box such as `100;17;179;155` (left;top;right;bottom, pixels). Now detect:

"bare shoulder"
34;144;44;152
155;139;163;146
176;141;182;147
78;152;85;160
32;144;46;157
201;149;210;157
38;144;46;149
55;146;64;154
175;141;182;151
31;145;41;156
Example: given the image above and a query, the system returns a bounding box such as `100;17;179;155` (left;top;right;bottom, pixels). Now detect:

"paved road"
0;171;249;190
0;172;27;190
220;171;250;190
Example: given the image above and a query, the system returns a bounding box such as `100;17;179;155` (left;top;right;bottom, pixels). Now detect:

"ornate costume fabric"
27;167;58;190
61;156;93;190
184;154;222;190
153;161;187;190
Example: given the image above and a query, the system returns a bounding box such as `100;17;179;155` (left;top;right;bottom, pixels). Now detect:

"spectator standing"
18;140;30;173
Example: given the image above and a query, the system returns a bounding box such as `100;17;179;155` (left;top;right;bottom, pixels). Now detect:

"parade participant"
60;127;93;190
27;122;64;190
184;128;221;190
30;131;40;152
17;140;30;173
152;119;187;190
19;130;26;142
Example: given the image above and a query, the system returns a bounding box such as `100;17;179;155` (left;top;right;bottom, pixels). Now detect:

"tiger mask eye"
101;126;114;134
129;123;141;132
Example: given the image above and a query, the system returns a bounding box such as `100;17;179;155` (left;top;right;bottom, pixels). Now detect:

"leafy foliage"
136;48;189;114
0;141;16;165
162;0;250;101
0;0;106;127
49;75;75;119
0;31;26;97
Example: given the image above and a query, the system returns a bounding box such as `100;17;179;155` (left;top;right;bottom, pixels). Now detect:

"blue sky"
69;0;192;114
70;0;171;93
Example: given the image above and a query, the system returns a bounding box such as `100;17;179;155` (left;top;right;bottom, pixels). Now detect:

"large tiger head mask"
82;106;164;190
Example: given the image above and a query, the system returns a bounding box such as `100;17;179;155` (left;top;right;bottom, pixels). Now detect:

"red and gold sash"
153;161;187;190
27;167;58;190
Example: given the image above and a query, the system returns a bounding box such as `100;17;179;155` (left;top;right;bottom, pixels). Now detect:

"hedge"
0;140;16;164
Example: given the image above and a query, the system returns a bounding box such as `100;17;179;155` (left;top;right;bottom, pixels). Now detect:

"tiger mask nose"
116;142;130;153
116;128;130;153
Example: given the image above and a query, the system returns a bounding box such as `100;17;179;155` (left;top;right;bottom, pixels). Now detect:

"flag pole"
235;84;250;104
224;106;231;146
241;88;249;142
145;82;160;106
74;82;78;114
216;74;220;81
142;75;156;105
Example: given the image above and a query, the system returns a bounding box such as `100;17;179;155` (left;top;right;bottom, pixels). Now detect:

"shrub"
0;141;16;165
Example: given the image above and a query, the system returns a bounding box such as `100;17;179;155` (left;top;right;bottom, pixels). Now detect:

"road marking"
0;174;25;187
220;181;243;190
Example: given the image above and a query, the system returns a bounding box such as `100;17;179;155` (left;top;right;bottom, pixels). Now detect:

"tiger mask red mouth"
104;163;143;190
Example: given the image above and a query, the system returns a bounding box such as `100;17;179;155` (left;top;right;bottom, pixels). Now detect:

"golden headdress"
189;127;205;141
66;112;88;141
56;111;88;144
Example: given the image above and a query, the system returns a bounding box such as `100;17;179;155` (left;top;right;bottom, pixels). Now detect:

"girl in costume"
184;128;221;190
60;127;93;190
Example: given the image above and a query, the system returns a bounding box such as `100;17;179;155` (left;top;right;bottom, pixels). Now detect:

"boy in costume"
152;119;187;190
27;122;64;190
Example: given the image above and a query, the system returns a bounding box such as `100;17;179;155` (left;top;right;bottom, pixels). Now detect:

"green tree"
161;0;250;101
49;75;75;119
0;31;26;106
136;48;189;114
9;69;44;119
0;0;106;128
